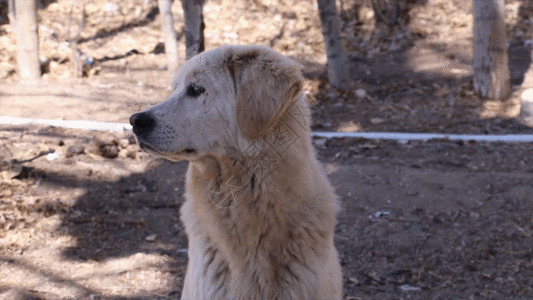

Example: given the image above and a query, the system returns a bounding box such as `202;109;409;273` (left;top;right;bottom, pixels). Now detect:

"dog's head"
130;45;305;161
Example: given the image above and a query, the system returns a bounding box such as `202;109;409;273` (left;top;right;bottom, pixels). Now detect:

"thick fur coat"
130;45;342;300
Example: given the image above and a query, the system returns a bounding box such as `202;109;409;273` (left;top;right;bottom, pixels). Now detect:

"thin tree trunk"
473;0;510;100
157;0;179;78
7;0;15;24
68;0;86;78
182;0;205;60
14;0;41;81
316;0;349;89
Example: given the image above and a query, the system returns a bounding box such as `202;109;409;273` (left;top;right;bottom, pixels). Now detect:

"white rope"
1;116;532;143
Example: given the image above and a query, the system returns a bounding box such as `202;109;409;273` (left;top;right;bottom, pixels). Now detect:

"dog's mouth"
138;141;197;158
138;142;159;153
182;148;196;154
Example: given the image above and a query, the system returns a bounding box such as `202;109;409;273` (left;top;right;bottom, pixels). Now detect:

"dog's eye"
187;84;205;97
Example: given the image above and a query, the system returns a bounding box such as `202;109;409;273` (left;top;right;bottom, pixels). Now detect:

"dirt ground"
1;0;533;299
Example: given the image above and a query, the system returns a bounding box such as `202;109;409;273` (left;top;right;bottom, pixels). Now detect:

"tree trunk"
182;0;205;60
157;0;179;78
473;0;510;100
14;0;41;81
316;0;349;89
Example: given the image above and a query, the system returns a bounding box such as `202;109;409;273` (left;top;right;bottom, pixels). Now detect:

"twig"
0;149;54;170
269;23;286;47
15;149;54;164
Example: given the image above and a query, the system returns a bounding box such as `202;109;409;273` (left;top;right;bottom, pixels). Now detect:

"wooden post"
316;0;349;89
473;0;510;100
14;0;41;81
157;0;179;79
182;0;205;60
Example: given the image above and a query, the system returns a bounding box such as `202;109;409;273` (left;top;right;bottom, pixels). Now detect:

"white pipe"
0;116;132;132
0;116;532;143
311;132;533;142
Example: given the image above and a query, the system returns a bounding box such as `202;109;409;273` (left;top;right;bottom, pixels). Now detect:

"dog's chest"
181;235;232;299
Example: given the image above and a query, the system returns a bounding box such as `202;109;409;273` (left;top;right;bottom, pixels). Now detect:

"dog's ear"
227;47;303;141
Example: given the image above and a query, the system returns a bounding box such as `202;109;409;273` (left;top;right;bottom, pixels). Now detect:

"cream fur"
132;45;342;300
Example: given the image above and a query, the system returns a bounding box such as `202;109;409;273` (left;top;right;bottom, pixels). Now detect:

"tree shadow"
57;159;189;263
0;157;190;298
77;6;160;44
0;256;99;298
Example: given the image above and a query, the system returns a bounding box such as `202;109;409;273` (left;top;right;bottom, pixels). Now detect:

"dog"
130;45;342;300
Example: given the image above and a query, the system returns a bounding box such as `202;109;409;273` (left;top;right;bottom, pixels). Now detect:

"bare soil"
1;0;533;299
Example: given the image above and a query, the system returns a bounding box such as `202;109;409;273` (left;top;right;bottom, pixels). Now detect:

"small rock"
339;121;361;132
359;6;374;22
373;211;390;218
119;145;137;159
146;234;157;242
66;145;85;158
313;138;327;148
348;277;359;284
388;43;401;51
85;4;98;14
46;152;60;161
399;285;421;292
103;3;120;15
370;117;385;124
360;143;379;150
355;88;367;99
127;134;137;145
92;135;120;158
89;67;100;76
95;133;118;147
47;2;60;11
119;138;130;149
151;42;165;54
100;145;119;159
398;139;409;145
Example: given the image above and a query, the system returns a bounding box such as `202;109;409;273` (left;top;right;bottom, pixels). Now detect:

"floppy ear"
227;47;303;141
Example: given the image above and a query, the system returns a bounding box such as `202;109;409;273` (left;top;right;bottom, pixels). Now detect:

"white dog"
130;45;342;300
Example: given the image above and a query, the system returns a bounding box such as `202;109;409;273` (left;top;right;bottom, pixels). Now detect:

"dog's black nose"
130;112;155;135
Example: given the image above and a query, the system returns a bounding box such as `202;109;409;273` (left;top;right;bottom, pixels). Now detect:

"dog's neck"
192;131;313;209
187;126;330;233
